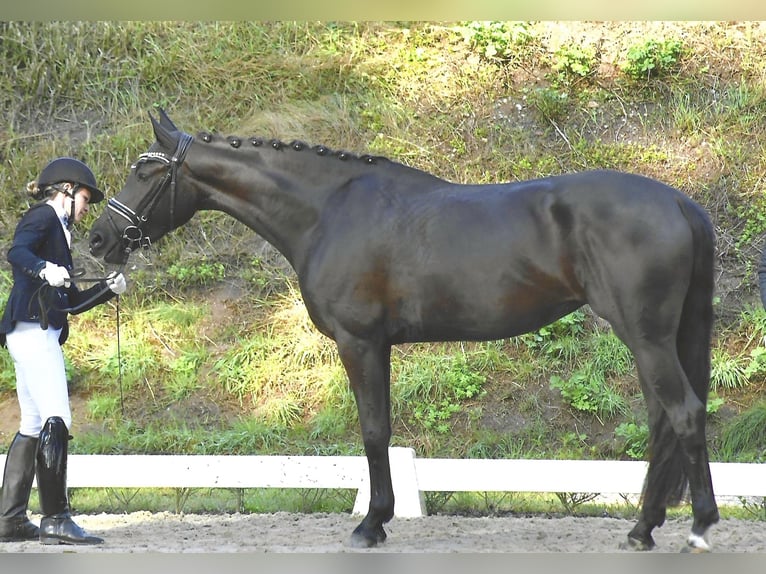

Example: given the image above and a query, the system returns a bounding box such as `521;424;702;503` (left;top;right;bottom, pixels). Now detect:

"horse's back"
302;169;708;344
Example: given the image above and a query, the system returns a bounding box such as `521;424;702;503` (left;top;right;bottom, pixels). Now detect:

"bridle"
105;132;194;258
95;131;191;416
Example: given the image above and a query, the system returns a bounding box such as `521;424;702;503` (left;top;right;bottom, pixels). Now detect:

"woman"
0;157;127;545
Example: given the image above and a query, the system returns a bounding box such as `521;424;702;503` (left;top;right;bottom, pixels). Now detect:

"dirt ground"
0;511;764;553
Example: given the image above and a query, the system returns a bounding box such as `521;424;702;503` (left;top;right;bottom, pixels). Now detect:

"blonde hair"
26;179;59;201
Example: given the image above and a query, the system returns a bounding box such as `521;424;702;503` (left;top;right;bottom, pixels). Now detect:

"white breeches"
5;321;72;436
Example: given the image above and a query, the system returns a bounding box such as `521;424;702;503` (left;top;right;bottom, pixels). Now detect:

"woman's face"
67;186;93;224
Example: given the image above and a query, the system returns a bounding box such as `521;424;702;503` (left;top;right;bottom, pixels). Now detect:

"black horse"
89;110;719;551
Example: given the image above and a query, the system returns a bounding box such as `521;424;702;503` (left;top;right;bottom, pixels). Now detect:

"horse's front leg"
336;333;393;548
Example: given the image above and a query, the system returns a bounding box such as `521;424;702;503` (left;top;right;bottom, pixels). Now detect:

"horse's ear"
149;111;177;150
157;108;178;132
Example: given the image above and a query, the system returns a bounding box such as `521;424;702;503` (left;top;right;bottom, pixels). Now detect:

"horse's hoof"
620;534;655;551
682;533;711;553
347;532;378;548
347;525;387;548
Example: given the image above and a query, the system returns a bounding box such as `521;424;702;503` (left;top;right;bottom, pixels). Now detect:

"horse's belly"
390;297;582;344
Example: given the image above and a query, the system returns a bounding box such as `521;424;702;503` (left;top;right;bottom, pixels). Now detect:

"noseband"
106;132;194;256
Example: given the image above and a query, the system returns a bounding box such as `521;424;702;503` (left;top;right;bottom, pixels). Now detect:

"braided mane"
196;131;386;165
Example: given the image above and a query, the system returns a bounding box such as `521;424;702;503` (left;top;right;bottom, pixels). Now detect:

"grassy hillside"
2;21;766;485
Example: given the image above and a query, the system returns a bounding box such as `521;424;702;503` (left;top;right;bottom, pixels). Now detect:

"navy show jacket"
0;202;115;346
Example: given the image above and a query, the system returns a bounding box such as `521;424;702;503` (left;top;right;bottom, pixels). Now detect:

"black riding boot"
36;417;103;545
0;432;40;541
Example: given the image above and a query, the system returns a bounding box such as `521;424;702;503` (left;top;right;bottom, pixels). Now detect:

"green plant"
718;400;766;462
589;332;634;377
518;310;586;352
730;190;766;252
622;37;683;80
614;422;649;460
460;21;535;62
710;347;751;391
737;496;766;521
308;406;352;440
465;429;536;459
87;394;123;421
167;348;207;400
740;305;766;341
550;369;628;421
0;351;15;394
528;86;570;123
552;44;597;80
394;350;486;434
413;399;461;433
706;392;725;415
167;260;226;287
744;346;766;380
260;395;303;429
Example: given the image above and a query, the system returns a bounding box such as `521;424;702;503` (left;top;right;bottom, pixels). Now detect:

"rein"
33;265;126;416
33;267;120;325
105;132;193;257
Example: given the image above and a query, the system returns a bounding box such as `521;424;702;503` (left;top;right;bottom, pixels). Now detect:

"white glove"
39;262;70;287
106;271;127;295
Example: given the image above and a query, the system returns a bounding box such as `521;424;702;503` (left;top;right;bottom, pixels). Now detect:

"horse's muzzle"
89;231;129;265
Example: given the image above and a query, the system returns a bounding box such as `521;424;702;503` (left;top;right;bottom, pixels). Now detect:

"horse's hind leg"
625;387;681;550
683;446;718;553
335;332;394;548
627;340;717;552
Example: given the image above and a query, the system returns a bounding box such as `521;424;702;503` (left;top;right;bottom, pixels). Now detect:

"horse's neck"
195;146;445;266
196;154;351;265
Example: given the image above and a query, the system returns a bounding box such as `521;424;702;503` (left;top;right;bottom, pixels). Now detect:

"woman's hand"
106;271;127;294
40;262;71;287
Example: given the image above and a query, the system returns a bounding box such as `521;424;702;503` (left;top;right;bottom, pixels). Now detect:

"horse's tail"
677;198;715;407
647;197;716;508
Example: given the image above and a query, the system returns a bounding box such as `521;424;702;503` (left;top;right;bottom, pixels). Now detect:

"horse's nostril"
89;233;103;251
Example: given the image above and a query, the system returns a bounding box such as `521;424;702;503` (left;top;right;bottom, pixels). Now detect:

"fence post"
352;446;426;518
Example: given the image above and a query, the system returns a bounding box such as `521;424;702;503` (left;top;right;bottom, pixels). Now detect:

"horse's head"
89;109;197;264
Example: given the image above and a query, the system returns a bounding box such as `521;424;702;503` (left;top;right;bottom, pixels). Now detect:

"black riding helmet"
37;157;104;204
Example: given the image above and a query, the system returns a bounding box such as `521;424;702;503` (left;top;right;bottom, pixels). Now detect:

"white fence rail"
3;448;765;518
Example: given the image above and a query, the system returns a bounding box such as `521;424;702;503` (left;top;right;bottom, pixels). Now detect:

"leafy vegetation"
2;22;766;516
622;37;684;80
